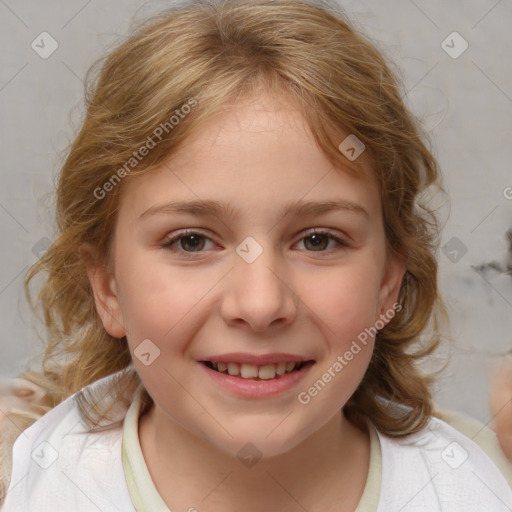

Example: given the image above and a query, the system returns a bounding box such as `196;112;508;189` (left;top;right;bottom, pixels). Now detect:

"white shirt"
2;370;512;511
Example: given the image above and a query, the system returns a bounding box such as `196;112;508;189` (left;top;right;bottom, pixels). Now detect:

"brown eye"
162;230;213;257
303;233;330;251
296;230;349;253
175;234;206;252
161;228;349;259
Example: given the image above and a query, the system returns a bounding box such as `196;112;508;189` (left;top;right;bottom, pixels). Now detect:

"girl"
2;0;512;510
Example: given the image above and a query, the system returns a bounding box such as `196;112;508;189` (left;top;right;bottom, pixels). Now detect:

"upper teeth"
212;361;301;380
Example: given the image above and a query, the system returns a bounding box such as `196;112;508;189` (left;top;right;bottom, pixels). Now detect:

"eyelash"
161;229;349;258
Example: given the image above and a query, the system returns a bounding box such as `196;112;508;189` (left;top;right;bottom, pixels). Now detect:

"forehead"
119;94;381;224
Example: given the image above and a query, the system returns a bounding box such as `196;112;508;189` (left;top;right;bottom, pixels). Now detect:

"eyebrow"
139;198;369;221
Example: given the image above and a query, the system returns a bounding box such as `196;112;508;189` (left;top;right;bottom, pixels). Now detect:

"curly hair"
21;0;448;436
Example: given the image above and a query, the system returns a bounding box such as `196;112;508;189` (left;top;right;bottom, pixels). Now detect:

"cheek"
302;263;382;337
116;253;207;342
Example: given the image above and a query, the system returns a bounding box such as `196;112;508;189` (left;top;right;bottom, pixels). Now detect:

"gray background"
1;0;511;425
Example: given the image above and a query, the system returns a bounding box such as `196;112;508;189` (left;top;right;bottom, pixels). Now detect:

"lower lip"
198;361;315;398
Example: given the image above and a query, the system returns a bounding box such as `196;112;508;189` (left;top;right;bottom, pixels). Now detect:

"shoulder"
1;372;135;511
375;416;512;511
435;407;512;487
0;377;49;505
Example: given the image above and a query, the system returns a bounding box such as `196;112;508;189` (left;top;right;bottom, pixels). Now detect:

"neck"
138;404;370;512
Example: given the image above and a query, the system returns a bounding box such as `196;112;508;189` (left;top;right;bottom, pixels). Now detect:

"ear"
376;249;407;325
81;243;127;338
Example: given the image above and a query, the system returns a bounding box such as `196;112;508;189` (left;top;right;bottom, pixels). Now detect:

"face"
87;93;405;459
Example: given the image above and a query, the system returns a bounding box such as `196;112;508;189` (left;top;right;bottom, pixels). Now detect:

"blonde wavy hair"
21;0;448;436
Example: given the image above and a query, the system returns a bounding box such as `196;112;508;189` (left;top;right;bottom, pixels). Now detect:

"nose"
219;243;297;332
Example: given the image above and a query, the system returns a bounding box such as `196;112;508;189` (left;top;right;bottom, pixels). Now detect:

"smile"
198;360;316;399
202;360;311;380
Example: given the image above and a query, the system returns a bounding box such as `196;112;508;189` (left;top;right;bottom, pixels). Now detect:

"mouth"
199;360;315;381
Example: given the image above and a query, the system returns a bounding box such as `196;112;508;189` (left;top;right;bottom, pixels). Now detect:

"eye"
161;228;349;258
161;230;215;257
295;229;349;253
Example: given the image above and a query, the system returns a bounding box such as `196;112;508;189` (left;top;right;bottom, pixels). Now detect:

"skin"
86;92;406;512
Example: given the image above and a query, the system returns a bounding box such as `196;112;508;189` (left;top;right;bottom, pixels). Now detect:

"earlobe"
81;243;126;339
